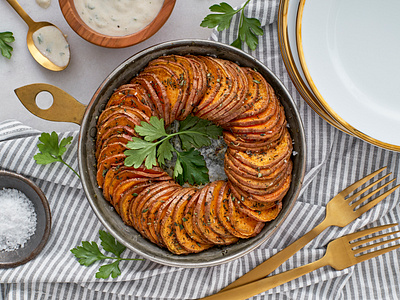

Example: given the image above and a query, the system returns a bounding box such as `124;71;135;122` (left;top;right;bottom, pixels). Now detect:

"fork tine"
350;178;397;209
353;184;399;217
353;231;400;255
345;223;398;241
346;174;391;203
354;242;400;265
340;167;387;195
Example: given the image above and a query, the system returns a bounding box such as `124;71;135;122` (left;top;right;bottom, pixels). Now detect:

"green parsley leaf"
175;148;209;185
179;115;222;150
124;116;221;185
70;241;107;266
200;0;264;50
134;116;167;141
96;261;121;279
200;2;237;31
124;137;157;169
0;32;15;59
34;132;80;178
99;230;125;257
70;230;143;279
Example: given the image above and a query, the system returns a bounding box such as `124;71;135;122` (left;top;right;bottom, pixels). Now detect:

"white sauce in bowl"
36;0;51;9
73;0;164;36
32;26;70;68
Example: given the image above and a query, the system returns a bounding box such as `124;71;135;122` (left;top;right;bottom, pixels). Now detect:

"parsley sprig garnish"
124;115;222;185
0;31;15;59
34;131;80;179
71;230;143;279
200;0;263;50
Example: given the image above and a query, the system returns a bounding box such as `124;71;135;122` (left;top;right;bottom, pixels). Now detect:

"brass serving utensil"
6;0;70;71
201;223;400;300
220;167;399;292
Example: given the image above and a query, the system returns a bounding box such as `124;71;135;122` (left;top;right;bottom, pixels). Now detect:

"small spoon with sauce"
6;0;70;71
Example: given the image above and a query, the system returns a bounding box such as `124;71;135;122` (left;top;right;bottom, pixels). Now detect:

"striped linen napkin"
1;1;400;299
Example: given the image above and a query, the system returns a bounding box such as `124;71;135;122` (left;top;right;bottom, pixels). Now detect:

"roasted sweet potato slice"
97;106;150;128
228;192;265;237
158;55;207;120
190;56;222;114
182;190;212;244
95;125;137;152
160;188;196;254
229;182;277;210
118;181;154;226
173;190;214;253
95;133;132;160
96;154;125;188
137;185;179;246
96;114;142;145
196;57;237;121
228;128;292;170
235;198;282;222
105;84;155;117
132;73;170;124
97;142;127;162
204;180;238;241
216;182;248;238
148;58;191;121
143;64;184;122
129;182;177;233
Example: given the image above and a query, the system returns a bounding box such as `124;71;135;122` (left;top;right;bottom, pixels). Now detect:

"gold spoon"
6;0;70;71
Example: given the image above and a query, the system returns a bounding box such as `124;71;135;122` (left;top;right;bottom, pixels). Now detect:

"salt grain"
0;188;37;252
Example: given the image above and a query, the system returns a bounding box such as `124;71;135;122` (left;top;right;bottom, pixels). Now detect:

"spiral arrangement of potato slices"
96;54;293;254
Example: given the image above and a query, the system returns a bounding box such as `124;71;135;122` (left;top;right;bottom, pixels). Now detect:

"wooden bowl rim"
59;0;176;48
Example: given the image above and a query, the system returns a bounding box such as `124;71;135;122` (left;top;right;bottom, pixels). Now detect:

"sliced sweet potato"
234;197;282;222
97;142;127;162
132;73;170;125
182;190;212;244
189;56;222;114
160;188;196;254
96;154;125;188
118;181;154;226
148;58;191;121
204;180;238;240
143;64;184;122
105;84;155;117
173;190;214;253
227;128;292;170
138;185;179;246
95;125;137;152
228;192;265;237
97;106;150;129
95;133;132;160
196;57;236;121
96;115;142;145
216;182;248;238
129;182;177;232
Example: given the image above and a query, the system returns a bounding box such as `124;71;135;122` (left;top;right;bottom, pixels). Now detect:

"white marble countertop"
0;0;243;132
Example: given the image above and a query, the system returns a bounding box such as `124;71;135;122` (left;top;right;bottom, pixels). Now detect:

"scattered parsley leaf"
99;230;125;257
0;31;15;59
96;261;121;279
200;0;264;50
175;148;209;185
34;132;80;178
70;230;143;279
124;116;222;185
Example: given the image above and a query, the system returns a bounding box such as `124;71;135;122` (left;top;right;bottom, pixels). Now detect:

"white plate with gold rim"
297;0;400;151
277;0;351;133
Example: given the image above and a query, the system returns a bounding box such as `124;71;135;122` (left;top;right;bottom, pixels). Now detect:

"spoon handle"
6;0;35;27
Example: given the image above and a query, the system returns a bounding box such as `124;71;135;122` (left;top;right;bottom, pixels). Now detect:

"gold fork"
201;223;400;300
222;166;399;291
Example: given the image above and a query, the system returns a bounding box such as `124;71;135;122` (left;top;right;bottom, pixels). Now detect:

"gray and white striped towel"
1;1;400;299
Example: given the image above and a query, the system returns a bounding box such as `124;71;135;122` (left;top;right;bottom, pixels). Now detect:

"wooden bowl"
0;170;51;268
59;0;176;48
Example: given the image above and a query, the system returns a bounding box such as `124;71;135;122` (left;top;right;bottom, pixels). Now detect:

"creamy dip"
73;0;164;36
32;26;70;68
